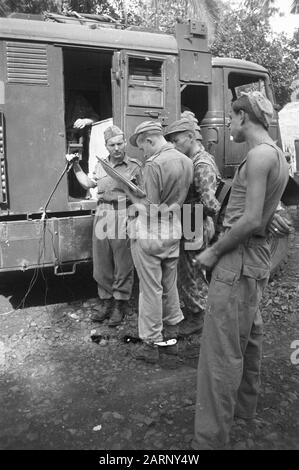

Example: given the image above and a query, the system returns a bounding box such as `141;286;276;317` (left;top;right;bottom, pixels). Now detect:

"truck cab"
0;16;283;274
199;58;281;178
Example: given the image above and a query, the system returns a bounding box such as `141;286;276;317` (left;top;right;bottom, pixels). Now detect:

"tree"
145;0;221;38
243;0;277;16
1;0;61;14
211;5;298;107
290;28;299;63
61;1;221;40
291;0;299;14
2;0;222;41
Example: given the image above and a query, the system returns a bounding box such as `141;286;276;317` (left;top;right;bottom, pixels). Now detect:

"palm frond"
291;0;299;14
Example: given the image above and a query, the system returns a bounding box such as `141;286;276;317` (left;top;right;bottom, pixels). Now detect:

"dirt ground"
0;209;299;451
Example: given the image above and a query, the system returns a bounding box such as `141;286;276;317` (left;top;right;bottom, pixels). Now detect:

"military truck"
0;15;286;275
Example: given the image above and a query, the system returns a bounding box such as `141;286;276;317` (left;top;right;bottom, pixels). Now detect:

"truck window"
128;57;163;108
228;73;267;103
181;85;209;123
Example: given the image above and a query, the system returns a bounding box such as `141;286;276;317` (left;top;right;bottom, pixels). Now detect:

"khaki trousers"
131;238;183;343
192;238;270;449
93;207;134;300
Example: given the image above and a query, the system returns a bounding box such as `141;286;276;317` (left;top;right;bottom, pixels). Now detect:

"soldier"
191;92;289;449
120;121;193;364
66;125;142;326
164;117;221;338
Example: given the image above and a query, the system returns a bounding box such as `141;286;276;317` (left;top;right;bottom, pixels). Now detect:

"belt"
97;200;130;210
223;228;267;242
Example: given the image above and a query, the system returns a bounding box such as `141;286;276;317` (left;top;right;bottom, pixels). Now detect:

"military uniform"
129;142;193;344
178;149;221;334
92;155;142;301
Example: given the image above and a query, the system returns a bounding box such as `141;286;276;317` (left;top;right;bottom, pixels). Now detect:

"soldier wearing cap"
66;125;142;326
181;110;203;143
191;92;289;449
123;120;193;364
164;117;221;338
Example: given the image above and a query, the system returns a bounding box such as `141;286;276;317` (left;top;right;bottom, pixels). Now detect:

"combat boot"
178;313;204;338
91;299;113;323
157;338;178;356
108;300;127;327
160;324;179;355
132;342;159;364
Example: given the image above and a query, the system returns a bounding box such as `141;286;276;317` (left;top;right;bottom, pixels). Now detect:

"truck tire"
269;234;289;278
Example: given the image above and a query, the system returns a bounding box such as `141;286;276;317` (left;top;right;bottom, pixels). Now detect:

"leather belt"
98;200;129;210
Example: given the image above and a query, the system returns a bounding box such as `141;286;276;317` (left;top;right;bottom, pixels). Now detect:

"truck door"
0;41;67;213
112;50;179;160
223;69;277;178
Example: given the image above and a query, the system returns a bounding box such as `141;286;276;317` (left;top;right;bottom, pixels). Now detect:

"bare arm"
72;161;97;189
195;146;274;269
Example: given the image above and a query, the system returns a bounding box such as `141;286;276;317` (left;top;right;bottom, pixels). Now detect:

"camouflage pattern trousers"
177;242;208;324
192;237;271;449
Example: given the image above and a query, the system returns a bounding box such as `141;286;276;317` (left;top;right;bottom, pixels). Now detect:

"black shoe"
158;339;181;369
132;342;159;364
91;299;113;323
162;324;179;341
178;317;204;338
157;338;178;356
161;324;179;356
108;300;126;327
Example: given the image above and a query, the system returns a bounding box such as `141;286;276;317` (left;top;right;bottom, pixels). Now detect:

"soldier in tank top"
191;91;289;450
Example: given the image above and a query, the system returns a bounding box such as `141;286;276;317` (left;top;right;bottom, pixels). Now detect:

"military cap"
104;125;124;143
181;111;203;140
164;118;196;139
129;121;163;147
241;91;273;129
181;110;198;124
194;125;203;141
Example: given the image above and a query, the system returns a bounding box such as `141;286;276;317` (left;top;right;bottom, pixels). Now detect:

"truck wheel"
269;235;289;278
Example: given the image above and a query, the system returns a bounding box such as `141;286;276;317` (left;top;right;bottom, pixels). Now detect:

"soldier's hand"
65;153;80;164
268;212;294;237
73;118;93;129
193;246;219;270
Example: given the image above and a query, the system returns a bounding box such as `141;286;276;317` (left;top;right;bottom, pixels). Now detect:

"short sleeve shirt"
92;155;143;203
143;144;193;207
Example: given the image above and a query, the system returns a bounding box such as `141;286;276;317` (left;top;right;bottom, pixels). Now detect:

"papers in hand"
98;157;146;198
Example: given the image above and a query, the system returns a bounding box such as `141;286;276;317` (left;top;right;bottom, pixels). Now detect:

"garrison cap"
181;110;198;123
129;121;163;147
241;91;273;129
164;118;196;138
194;125;203;141
181;111;203;140
104;125;124;143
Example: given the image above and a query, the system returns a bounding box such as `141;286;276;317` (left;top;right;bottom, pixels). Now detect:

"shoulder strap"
255;142;284;158
215;180;231;205
128;157;143;167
